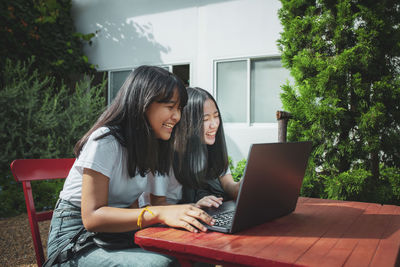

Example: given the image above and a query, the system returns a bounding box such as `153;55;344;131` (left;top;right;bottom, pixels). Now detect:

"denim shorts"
47;199;178;267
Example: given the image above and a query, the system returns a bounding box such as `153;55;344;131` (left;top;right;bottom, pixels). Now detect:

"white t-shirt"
59;127;148;208
139;170;182;207
139;167;232;207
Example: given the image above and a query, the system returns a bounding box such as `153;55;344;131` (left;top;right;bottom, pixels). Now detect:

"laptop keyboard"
212;210;234;227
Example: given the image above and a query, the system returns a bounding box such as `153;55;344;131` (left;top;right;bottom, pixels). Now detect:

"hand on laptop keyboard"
195;195;223;208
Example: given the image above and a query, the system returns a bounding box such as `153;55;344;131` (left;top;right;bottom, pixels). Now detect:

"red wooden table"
135;197;400;267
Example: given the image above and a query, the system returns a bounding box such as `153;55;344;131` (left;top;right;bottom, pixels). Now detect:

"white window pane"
250;58;291;123
217;61;247;122
110;70;131;103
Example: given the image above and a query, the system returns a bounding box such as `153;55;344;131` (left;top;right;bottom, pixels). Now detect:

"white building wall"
71;0;199;70
71;0;285;162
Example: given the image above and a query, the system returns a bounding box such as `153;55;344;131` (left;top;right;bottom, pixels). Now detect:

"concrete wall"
72;0;285;162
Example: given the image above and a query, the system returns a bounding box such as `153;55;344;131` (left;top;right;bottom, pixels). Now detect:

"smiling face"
203;98;220;145
146;89;181;140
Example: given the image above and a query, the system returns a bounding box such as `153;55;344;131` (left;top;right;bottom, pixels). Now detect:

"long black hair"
74;65;188;177
173;87;228;188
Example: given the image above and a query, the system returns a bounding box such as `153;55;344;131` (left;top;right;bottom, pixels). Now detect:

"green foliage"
300;160;325;198
0;58;106;217
229;157;247;182
380;166;400;204
0;0;96;85
278;0;400;204
323;168;371;201
319;165;400;205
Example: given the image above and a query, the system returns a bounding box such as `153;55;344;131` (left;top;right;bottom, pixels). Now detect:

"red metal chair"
10;158;75;267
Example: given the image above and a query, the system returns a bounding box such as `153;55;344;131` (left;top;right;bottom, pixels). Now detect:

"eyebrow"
204;111;219;116
159;99;177;104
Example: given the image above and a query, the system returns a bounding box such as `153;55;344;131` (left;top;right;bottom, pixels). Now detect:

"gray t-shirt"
59;127;148;207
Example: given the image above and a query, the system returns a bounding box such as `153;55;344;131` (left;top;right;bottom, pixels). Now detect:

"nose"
172;107;181;122
210;118;218;128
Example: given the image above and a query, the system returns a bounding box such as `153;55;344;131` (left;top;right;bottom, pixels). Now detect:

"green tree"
0;0;96;86
278;0;400;203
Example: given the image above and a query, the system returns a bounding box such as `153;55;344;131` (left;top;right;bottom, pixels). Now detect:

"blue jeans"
47;199;179;266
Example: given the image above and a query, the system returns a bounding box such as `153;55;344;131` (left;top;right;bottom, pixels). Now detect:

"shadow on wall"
72;0;237;68
73;0;235;18
98;19;170;66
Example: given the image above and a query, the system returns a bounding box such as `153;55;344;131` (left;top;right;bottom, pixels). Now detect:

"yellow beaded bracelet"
137;207;155;229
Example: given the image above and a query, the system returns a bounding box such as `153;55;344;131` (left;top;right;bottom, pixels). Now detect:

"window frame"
213;55;285;126
106;62;191;105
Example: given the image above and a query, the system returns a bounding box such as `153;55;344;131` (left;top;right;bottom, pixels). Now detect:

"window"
172;64;190;87
216;60;247;122
109;70;131;104
108;64;190;105
216;57;292;124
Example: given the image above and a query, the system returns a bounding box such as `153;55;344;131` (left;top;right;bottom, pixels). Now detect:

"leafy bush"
0;58;106;217
323;168;371;201
304;164;400;205
228;157;247;182
376;165;400;205
231;159;247;182
1;0;96;86
300;161;325;198
228;156;400;205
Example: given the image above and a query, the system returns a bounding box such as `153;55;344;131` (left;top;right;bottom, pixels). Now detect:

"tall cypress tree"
278;0;400;203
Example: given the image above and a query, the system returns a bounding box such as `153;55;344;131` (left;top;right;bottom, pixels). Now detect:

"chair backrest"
10;158;75;267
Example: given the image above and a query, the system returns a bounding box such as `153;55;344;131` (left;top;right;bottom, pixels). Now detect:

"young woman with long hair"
146;87;241;208
47;68;214;266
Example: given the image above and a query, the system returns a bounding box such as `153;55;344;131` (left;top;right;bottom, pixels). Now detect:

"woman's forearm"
219;174;240;200
82;205;160;232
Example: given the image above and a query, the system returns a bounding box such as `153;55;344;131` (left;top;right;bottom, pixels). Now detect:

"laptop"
202;141;312;233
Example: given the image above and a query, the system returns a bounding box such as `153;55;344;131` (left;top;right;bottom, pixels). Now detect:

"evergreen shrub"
0;57;106;217
278;0;400;204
